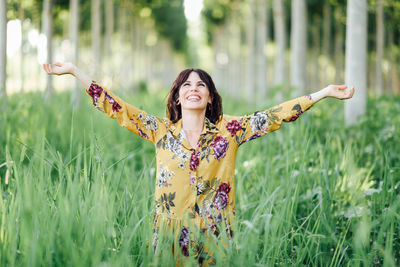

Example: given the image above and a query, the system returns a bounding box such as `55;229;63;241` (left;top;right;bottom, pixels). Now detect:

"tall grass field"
0;88;399;266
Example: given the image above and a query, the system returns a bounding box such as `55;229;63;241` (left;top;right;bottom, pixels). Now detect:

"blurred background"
1;1;399;120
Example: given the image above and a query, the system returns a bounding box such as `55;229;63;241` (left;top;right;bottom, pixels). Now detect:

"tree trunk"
375;0;384;96
19;1;24;93
70;0;80;108
387;28;394;95
310;21;320;92
105;0;113;57
334;7;344;83
321;3;331;86
245;0;256;103
255;0;268;99
0;0;6;108
92;0;101;79
42;0;53;100
290;0;307;95
273;0;286;86
345;0;367;126
227;6;241;99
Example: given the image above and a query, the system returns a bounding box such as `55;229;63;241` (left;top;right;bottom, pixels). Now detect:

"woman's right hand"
42;62;75;76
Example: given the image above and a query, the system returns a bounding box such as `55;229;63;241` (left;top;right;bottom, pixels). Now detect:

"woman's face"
178;71;211;113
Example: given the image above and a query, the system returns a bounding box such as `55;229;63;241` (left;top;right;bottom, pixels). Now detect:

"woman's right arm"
42;62;164;144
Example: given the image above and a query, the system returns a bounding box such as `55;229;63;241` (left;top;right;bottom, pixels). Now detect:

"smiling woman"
42;62;354;265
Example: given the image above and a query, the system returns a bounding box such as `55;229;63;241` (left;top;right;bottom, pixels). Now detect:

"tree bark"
42;0;53;100
227;6;241;99
255;0;268;99
70;0;80;108
375;0;384;96
245;0;256;103
334;7;344;83
290;0;307;95
92;0;101;78
19;1;24;93
387;28;394;95
345;0;367;126
105;0;114;57
0;0;6;108
321;3;331;86
273;0;286;85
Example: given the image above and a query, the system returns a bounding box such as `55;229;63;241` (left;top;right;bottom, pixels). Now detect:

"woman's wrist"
310;88;328;104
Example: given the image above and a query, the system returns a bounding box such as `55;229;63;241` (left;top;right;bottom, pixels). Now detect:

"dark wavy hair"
167;68;223;124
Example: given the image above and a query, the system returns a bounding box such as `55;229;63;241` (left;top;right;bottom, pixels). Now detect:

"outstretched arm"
228;85;355;146
42;62;164;144
310;84;355;103
43;62;92;88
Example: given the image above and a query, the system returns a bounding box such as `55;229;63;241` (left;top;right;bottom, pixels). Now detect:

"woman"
43;62;354;264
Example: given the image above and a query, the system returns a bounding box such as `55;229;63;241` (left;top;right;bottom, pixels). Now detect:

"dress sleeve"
228;95;314;146
85;81;164;144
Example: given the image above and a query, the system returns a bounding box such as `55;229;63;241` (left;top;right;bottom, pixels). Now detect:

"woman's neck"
181;110;206;132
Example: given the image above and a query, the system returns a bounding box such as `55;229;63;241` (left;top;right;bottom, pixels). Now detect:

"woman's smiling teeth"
187;95;201;101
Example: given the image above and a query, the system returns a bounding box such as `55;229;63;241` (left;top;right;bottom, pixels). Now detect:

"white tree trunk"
290;0;307;94
245;0;256;102
345;0;367;126
321;3;331;85
375;0;384;96
227;7;241;99
273;0;285;85
334;7;344;83
70;0;80;107
105;0;113;57
0;0;6;107
387;29;394;95
19;1;24;93
42;0;53;99
255;0;268;99
92;0;101;78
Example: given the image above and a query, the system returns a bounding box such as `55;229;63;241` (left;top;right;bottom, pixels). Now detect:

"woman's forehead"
185;72;203;82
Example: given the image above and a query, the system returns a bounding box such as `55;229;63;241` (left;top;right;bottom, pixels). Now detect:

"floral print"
249;111;269;133
213;182;231;210
85;81;314;262
190;151;200;171
157;165;174;188
226;119;241;137
87;82;103;107
179;226;190;257
212;136;229;160
138;112;158;132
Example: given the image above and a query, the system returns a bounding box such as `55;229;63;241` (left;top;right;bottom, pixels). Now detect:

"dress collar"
168;117;219;138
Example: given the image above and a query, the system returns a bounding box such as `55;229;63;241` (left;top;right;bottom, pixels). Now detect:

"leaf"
292;104;301;112
271;106;282;112
170;192;176;201
169;200;175;207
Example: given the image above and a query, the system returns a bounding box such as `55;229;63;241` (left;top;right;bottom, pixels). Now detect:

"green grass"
0;88;399;266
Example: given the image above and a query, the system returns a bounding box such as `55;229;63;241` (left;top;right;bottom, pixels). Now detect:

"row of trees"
1;0;400;125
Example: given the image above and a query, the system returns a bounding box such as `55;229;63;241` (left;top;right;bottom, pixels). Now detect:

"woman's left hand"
324;85;355;100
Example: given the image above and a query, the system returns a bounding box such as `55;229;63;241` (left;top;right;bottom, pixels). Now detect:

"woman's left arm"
231;85;355;146
310;85;355;103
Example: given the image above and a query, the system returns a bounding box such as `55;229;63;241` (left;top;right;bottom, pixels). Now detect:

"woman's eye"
199;84;205;87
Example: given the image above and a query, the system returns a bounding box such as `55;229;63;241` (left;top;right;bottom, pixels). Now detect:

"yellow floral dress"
86;82;314;264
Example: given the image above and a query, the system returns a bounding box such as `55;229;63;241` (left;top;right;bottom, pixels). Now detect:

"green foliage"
202;0;235;44
149;0;188;52
0;88;399;265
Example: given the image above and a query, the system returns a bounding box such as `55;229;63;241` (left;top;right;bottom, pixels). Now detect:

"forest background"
0;0;399;266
